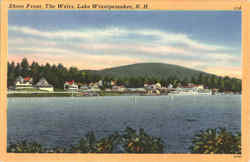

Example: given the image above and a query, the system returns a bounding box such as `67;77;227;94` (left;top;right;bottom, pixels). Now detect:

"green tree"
197;73;203;84
181;77;189;86
14;63;22;77
219;78;225;92
189;128;241;154
30;61;40;83
7;62;16;87
20;58;30;77
191;76;197;84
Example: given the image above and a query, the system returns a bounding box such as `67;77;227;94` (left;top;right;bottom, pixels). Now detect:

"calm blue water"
7;95;241;153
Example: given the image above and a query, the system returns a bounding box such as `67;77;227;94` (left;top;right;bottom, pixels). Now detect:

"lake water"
7;95;241;153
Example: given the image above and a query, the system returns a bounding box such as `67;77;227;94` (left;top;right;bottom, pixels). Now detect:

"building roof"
16;76;24;82
16;76;33;84
24;77;31;81
182;84;203;89
65;80;75;85
36;77;53;87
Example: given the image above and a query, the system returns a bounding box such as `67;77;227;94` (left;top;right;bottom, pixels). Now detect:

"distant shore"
7;90;240;97
7;90;138;97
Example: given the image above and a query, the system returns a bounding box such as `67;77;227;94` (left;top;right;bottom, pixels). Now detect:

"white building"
89;82;99;88
198;89;212;95
98;80;103;87
135;88;146;92
90;87;101;92
35;77;54;92
193;85;204;90
155;82;161;89
15;76;34;89
144;82;161;90
80;82;101;92
64;80;78;91
168;83;173;89
107;80;116;87
112;85;127;92
80;85;89;91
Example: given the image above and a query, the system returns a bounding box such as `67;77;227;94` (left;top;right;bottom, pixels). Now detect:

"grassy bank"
99;91;122;96
8;93;80;97
7;91;140;97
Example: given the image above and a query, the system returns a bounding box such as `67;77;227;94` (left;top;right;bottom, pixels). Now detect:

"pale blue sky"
8;11;242;78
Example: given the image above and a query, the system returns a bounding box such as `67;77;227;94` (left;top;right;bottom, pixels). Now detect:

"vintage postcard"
0;0;249;162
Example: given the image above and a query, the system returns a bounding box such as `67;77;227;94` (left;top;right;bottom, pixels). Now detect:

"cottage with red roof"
15;76;34;89
64;80;78;91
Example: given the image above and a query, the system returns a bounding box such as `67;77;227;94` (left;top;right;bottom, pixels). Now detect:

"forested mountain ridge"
86;63;210;81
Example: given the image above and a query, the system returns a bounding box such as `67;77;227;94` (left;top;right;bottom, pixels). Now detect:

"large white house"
144;82;161;90
64;80;78;91
35;77;54;92
15;76;34;89
112;85;127;92
98;80;103;87
168;83;173;89
80;84;89;91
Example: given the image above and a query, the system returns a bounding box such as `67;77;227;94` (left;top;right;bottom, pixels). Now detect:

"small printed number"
233;6;241;10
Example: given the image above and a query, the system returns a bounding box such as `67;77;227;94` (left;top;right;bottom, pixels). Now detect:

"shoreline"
7;91;241;97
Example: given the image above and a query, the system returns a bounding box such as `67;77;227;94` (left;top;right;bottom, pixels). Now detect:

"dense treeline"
7;58;242;92
7;58;102;89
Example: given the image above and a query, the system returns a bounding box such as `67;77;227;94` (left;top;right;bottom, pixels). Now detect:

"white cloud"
15;47;70;54
8;26;126;41
135;29;229;51
8;25;241;78
8;35;240;67
8;37;58;46
9;25;230;51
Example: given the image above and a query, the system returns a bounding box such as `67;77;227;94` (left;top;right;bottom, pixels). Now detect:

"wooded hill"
84;63;209;80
